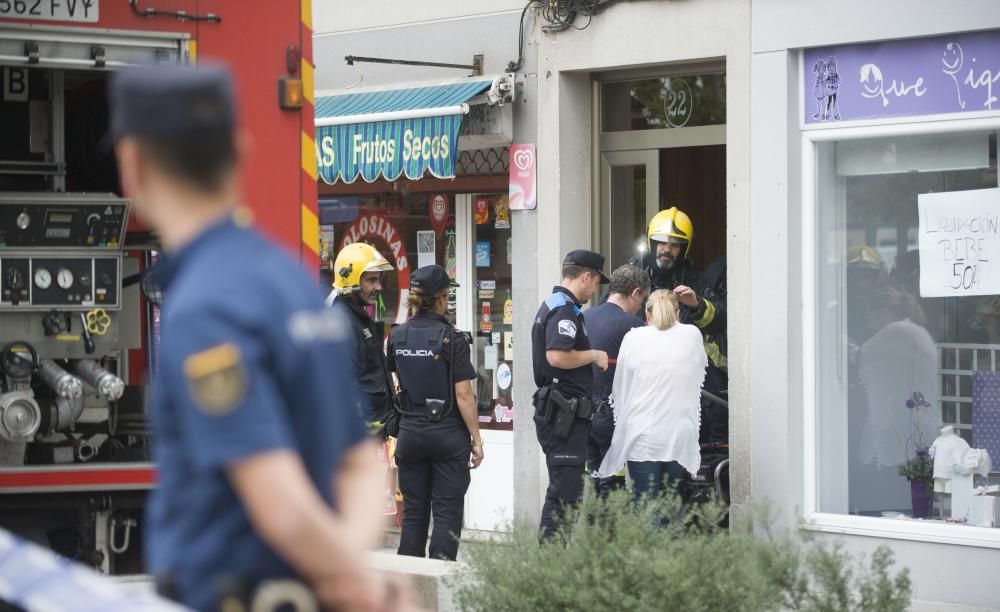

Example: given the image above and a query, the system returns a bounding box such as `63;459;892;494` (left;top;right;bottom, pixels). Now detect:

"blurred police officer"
584;265;649;495
110;63;397;611
532;250;610;538
388;265;483;561
326;243;395;431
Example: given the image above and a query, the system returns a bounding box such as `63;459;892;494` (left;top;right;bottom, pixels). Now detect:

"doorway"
597;69;727;273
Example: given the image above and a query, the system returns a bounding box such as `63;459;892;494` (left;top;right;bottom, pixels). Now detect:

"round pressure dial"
34;268;51;290
56;268;74;290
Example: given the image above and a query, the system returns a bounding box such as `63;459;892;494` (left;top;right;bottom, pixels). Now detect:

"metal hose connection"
0;392;41;442
70;360;125;402
37;360;84;400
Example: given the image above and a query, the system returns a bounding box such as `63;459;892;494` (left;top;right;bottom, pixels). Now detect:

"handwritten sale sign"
509;143;537;210
918;188;1000;297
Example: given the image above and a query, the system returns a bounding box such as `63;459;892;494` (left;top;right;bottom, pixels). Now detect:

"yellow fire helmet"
846;244;882;270
647;206;694;259
332;242;394;294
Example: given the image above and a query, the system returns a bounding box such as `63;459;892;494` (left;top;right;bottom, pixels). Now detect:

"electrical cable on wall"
508;0;619;72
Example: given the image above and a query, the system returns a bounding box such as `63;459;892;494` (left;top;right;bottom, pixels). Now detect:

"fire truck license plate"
0;0;98;23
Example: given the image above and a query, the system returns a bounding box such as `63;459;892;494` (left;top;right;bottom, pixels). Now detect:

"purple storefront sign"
804;30;1000;124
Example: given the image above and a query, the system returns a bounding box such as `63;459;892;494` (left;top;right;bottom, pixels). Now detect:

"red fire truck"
0;0;318;574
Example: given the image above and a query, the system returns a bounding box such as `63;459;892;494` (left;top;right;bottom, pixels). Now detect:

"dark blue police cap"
563;249;610;284
108;62;236;142
411;265;459;294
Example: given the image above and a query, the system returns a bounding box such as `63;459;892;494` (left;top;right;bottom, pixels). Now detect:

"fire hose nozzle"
38;360;83;399
70;360;125;402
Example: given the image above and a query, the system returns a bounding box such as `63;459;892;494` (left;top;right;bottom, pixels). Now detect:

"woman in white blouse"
597;289;707;503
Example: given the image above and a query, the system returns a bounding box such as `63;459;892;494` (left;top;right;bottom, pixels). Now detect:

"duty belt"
535;385;596;438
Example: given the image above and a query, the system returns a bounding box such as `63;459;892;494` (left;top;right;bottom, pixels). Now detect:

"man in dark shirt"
584;265;649;494
531;250;610;538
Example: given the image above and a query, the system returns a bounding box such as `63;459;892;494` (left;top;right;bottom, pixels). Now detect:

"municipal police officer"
532;250;610;538
388;265;483;561
109;64;397;611
326;243;395;430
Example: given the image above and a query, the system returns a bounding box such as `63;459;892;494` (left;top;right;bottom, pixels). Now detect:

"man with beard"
327;243;396;430
633;207;728;442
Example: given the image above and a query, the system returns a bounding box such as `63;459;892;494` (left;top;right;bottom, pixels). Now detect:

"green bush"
452;489;911;612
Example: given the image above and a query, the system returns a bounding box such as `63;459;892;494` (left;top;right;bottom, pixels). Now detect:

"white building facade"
314;1;1000;607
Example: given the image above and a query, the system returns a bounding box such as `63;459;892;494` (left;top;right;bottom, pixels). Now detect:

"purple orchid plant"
899;391;934;481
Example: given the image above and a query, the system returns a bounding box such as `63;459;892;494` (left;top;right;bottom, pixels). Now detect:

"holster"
549;389;577;439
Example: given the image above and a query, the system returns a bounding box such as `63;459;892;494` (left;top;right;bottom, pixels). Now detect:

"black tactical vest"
390;319;452;415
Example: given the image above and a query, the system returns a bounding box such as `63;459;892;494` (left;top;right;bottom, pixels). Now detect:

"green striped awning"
314;79;493;184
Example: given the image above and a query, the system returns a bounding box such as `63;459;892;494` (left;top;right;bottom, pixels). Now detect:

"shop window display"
814;130;1000;526
472;194;515;431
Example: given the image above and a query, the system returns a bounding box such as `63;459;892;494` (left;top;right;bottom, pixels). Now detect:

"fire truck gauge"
6;267;25;290
56;268;74;290
34;268;52;290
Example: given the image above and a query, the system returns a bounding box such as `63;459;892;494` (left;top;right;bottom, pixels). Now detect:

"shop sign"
495;195;511;229
474;197;490;224
429;194;449;237
493;402;514;424
496;363;513;391
339;213;410;323
476;242;491;267
480;302;492;333
508;143;537;210
316;117;462;184
804;29;1000;125
918;188;1000;298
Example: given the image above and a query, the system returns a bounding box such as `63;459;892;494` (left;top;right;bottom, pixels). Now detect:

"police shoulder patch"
182;342;248;416
557;319;577;338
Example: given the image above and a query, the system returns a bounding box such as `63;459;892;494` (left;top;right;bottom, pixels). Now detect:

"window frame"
800;115;1000;550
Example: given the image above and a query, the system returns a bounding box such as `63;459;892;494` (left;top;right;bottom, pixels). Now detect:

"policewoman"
326;242;395;431
388;265;484;561
109;64;396;611
531;250;610;538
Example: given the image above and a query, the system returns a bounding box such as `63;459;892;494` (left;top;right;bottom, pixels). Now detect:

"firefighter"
388;265;483;561
109;63;397;611
532;250;609;539
326;242;395;430
631;206;699;292
635;207;728;439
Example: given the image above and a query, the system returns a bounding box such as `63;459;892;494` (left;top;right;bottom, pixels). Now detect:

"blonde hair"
646;289;679;330
406;288;448;318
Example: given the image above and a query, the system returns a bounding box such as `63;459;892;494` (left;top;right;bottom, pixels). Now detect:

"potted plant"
898;447;933;518
897;392;935;518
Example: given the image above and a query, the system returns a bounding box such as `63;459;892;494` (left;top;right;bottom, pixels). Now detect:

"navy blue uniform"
583;302;644;491
146;217;367;610
531;286;593;538
388;312;476;560
531;287;593;397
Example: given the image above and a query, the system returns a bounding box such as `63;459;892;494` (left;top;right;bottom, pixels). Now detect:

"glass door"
464;193;514;431
600;150;660;272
